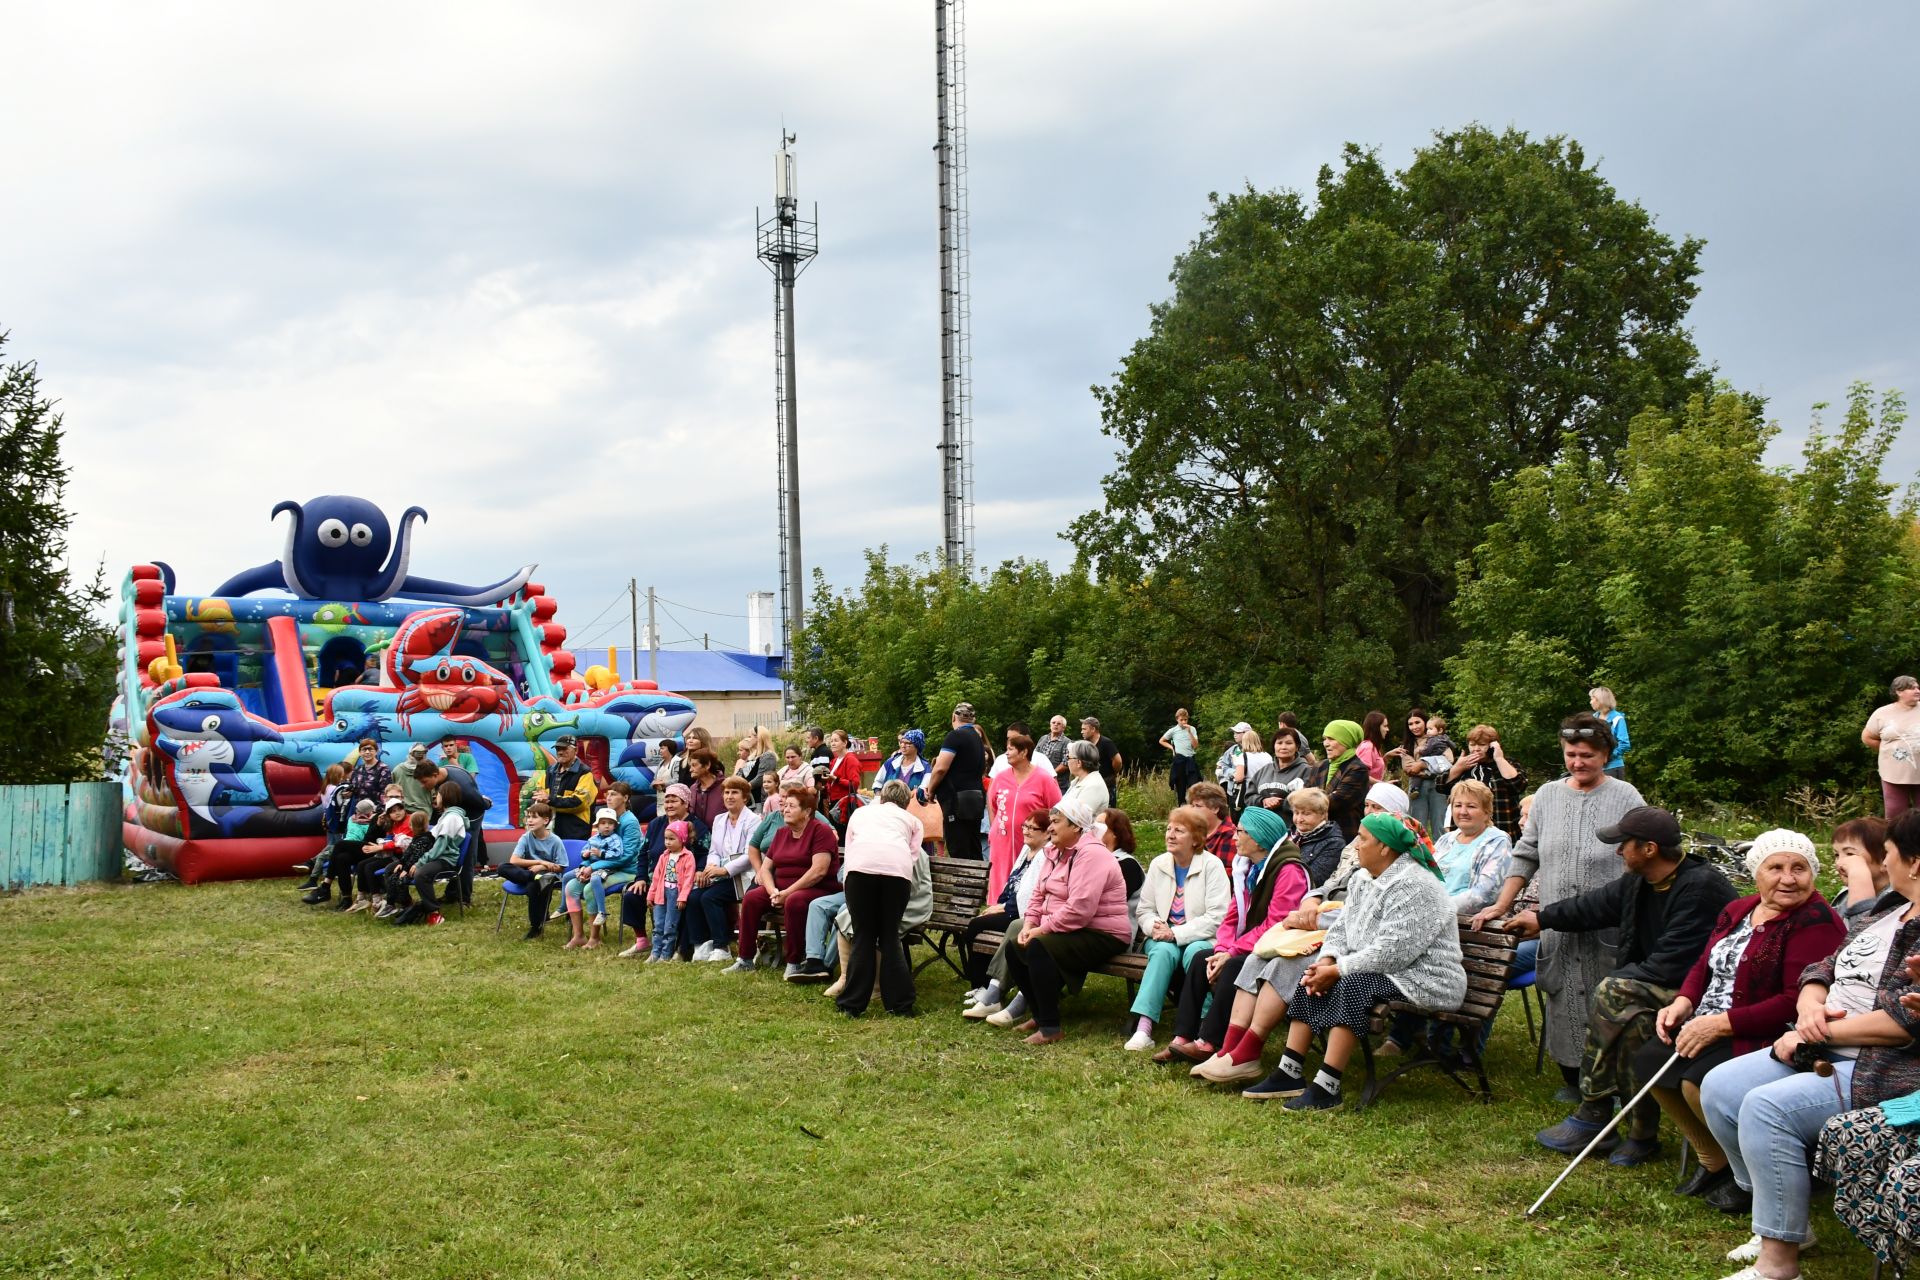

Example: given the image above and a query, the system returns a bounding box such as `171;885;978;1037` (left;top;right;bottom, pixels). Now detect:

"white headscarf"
1745;828;1819;879
1366;782;1409;818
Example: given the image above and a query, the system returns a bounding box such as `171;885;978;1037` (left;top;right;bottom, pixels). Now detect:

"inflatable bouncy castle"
114;495;696;883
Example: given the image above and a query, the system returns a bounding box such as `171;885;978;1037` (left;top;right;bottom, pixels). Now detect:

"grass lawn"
0;876;1873;1279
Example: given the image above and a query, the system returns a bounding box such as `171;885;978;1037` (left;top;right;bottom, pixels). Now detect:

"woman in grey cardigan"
1470;713;1645;1093
1247;812;1465;1111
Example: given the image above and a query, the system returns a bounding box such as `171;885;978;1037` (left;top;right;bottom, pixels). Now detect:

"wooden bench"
906;856;990;979
1351;918;1522;1110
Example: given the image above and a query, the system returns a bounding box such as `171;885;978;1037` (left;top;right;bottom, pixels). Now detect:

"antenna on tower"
935;0;974;570
758;130;818;721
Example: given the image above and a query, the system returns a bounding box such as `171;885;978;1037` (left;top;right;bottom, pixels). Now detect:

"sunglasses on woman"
1559;726;1603;742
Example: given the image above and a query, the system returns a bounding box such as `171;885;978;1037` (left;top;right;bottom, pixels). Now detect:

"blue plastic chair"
495;840;586;933
1507;968;1546;1074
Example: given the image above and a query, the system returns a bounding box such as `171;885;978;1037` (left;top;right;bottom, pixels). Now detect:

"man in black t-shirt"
918;701;988;860
1081;716;1123;797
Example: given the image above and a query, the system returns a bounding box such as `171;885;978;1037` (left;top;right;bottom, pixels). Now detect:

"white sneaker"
1726;1231;1813;1264
1716;1269;1800;1280
706;948;733;963
591;913;605;928
724;959;754;973
691;942;713;962
618;942;645;958
962;1001;1002;1021
985;1006;1022;1028
1123;1030;1155;1052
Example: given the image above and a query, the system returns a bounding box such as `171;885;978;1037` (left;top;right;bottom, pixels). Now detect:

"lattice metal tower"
935;0;974;568
757;131;818;714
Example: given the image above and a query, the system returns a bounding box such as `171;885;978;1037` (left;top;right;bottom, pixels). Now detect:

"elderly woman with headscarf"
1469;712;1646;1100
993;796;1131;1046
1698;810;1920;1280
1254;813;1465;1110
1062;739;1110;817
986;726;1062;902
876;728;932;796
1308;720;1372;841
1631;830;1845;1207
1161;805;1311;1064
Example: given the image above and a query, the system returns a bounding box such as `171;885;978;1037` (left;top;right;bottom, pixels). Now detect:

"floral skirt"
1815;1103;1920;1264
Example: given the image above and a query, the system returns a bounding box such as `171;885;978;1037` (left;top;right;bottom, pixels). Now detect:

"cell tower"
757;131;817;716
935;0;974;568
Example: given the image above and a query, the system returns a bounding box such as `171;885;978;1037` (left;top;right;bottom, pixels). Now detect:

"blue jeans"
651;898;681;959
1699;1047;1856;1245
805;891;848;962
1131;939;1212;1021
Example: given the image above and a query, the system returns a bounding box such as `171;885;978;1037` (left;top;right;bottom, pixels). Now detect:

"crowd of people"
288;681;1920;1280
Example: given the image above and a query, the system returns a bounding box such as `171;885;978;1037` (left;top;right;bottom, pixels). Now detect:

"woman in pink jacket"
996;796;1131;1045
1159;805;1311;1063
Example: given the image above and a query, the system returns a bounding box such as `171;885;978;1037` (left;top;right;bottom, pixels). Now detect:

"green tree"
1444;384;1917;801
0;333;118;784
1070;125;1706;724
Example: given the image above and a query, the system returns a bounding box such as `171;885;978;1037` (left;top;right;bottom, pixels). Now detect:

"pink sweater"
648;850;696;906
1214;860;1310;956
1025;832;1130;943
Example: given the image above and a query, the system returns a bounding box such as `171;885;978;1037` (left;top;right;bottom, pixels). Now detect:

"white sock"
1312;1066;1344;1096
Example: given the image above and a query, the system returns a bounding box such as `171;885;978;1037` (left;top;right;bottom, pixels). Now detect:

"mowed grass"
0;879;1872;1280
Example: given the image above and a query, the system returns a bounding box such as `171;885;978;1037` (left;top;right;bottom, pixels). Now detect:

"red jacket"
1678;892;1846;1056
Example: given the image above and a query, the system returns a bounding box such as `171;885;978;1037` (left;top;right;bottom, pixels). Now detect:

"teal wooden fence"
0;782;124;890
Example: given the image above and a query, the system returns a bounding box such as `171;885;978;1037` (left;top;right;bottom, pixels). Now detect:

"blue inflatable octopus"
211;495;536;606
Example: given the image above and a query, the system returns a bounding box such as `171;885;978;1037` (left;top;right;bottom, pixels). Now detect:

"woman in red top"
1636;829;1844;1204
729;783;842;971
684;747;728;830
822;730;864;827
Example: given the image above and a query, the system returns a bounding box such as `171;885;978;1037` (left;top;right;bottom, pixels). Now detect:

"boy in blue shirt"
501;803;568;940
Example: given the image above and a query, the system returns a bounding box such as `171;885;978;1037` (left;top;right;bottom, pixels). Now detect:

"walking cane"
1527;1049;1680;1217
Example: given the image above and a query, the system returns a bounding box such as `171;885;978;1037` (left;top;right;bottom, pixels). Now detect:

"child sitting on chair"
299;763;351;890
500;802;568;940
648;820;697;961
565;807;634;950
373;811;432;918
345;799;410;914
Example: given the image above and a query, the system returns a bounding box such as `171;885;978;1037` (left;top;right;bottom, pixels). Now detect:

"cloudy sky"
6;2;1916;656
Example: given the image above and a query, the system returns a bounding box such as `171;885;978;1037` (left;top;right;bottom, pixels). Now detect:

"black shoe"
1242;1068;1307;1101
887;1005;920;1018
522;925;545;941
1607;1137;1662;1167
331;892;354;911
1535;1110;1618;1155
1702;1176;1752;1215
1677;1164;1731;1198
1282;1082;1343;1112
791;958;832;983
301;886;331;905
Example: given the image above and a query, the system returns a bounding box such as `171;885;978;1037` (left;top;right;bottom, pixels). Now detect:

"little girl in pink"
648;821;698;961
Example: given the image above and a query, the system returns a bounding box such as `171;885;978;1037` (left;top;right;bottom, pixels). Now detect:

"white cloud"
5;0;1917;654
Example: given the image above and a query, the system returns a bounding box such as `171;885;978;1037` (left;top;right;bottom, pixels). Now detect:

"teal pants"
1131;938;1213;1021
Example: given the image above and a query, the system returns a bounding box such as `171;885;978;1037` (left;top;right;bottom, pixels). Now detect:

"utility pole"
758;130;819;722
628;578;639;684
647;585;658;685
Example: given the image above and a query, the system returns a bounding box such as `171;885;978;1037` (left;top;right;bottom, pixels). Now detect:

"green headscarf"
1322;719;1363;773
1361;811;1442;879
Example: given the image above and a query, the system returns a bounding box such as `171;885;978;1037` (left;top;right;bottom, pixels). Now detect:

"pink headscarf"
664;783;695;808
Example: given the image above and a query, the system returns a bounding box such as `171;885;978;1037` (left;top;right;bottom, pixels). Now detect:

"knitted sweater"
1321;852;1466;1011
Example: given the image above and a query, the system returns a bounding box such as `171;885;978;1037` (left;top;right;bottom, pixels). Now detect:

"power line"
567;587;630;641
655;595;750;619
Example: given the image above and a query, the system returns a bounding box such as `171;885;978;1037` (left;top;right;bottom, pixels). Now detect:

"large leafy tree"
1070;125;1706;722
1444;384;1917;801
0;332;118;784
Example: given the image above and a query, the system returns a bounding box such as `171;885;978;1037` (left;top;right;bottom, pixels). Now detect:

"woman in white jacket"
1124;806;1231;1051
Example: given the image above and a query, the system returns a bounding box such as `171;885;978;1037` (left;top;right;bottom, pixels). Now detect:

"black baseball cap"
1595;805;1682;850
552;735;578;749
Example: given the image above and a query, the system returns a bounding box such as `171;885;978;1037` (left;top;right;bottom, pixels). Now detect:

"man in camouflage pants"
1497;805;1736;1166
